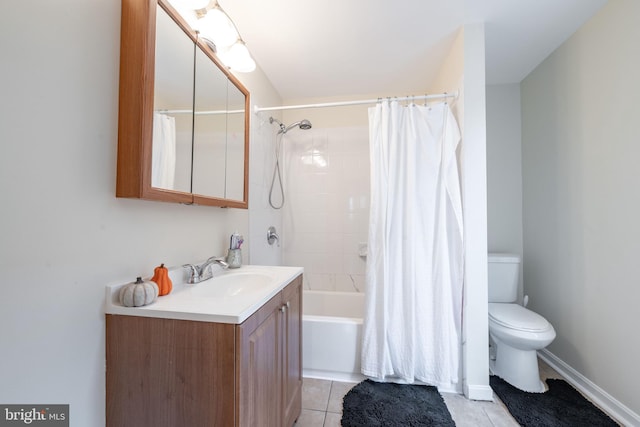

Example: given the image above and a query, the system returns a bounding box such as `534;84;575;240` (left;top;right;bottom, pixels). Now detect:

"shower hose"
269;131;285;209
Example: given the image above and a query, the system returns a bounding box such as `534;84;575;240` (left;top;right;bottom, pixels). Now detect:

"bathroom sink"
187;272;274;298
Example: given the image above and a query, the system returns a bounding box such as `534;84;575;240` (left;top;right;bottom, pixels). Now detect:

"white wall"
459;23;492;401
521;0;640;418
234;70;284;266
0;1;279;425
486;84;524;300
428;25;492;400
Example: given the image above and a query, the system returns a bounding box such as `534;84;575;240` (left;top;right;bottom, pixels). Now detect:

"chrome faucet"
183;257;228;284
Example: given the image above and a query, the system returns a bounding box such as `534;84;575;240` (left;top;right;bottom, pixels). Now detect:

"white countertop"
105;265;303;324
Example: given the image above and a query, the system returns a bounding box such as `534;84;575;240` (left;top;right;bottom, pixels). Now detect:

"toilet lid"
489;303;550;332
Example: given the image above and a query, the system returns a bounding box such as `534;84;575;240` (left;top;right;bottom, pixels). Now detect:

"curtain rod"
156;109;245;115
253;92;458;113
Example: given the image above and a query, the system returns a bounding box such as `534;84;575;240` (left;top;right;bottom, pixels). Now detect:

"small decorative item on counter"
119;277;158;307
151;263;173;296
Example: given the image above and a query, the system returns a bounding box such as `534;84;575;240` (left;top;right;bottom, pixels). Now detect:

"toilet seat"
489;303;550;332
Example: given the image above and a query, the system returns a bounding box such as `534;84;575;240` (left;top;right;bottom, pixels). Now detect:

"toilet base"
490;340;545;393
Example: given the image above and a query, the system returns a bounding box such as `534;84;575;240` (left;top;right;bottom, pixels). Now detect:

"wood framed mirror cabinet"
116;0;250;208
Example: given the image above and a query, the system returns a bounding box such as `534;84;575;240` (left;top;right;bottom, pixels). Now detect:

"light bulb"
220;41;256;73
196;8;238;48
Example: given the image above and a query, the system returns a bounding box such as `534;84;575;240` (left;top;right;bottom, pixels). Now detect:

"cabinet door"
237;294;282;427
106;315;236;427
281;276;303;427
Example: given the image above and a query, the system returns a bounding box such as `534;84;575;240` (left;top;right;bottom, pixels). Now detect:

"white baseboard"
539;349;640;427
464;383;494;401
303;368;365;383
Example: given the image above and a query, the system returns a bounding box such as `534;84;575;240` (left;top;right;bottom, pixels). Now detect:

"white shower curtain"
361;100;463;389
152;112;177;189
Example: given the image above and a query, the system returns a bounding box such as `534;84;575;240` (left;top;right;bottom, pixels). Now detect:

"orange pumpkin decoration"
151;263;172;296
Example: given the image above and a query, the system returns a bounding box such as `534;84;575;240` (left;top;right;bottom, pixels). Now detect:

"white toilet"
488;253;556;393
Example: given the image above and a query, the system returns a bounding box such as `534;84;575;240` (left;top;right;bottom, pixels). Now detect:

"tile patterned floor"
294;359;565;427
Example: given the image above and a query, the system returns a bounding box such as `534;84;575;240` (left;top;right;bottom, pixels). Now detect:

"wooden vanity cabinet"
106;275;302;427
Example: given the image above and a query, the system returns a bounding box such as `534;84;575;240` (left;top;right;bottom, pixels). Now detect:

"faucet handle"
267;226;279;246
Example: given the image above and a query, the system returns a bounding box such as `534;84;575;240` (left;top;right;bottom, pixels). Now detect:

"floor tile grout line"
325;381;332;412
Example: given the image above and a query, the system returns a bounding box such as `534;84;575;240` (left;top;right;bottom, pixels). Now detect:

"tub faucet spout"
183;257;228;284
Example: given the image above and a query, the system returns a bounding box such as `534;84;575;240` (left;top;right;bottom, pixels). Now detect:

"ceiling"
222;0;608;101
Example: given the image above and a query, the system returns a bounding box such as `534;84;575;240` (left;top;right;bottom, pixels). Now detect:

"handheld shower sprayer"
267;116;313;209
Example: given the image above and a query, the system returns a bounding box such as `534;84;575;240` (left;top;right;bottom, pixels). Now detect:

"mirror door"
225;79;247;202
192;44;228;199
152;5;194;194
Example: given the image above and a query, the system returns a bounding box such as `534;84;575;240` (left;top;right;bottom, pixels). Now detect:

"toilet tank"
488;253;520;303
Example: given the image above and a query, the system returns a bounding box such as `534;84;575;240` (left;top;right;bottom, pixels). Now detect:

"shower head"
298;119;312;130
281;119;313;134
269;117;313;134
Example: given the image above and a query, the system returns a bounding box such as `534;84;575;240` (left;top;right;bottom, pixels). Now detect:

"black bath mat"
490;376;619;426
341;379;455;426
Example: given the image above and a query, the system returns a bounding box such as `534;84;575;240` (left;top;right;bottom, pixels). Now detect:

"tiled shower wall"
282;126;369;293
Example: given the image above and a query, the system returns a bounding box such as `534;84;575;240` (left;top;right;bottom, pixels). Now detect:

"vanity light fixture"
186;0;256;73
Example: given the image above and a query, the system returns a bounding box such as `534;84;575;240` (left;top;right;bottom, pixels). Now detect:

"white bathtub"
302;290;366;382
